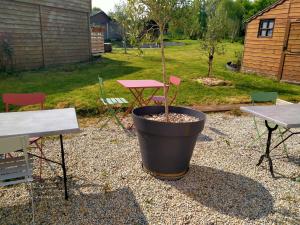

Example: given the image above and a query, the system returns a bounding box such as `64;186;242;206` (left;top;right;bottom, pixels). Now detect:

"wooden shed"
90;11;122;41
242;0;300;83
0;0;91;70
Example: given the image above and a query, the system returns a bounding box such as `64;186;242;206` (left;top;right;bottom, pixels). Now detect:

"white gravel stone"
0;113;299;225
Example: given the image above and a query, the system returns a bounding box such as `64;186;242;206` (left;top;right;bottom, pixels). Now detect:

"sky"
92;0;121;13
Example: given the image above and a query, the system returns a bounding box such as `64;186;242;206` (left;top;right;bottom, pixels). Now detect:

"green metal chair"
98;76;128;131
250;91;288;155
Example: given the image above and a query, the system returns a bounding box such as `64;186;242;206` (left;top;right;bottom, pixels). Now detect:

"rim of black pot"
132;106;206;125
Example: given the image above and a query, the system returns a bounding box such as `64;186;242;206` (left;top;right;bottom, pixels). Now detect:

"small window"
258;19;275;37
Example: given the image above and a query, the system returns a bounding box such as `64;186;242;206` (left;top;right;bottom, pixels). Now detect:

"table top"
117;80;164;88
241;104;300;128
0;108;80;138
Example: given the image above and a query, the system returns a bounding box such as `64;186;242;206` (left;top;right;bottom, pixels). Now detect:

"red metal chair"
152;76;181;105
2;93;46;179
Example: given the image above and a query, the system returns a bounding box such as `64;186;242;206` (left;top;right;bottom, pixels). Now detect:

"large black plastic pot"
132;106;206;180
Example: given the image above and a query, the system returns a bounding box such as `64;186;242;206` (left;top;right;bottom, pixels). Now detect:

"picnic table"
0;108;80;200
241;104;300;177
117;80;165;112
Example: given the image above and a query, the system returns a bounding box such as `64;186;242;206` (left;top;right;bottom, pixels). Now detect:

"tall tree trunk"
123;39;127;54
123;28;127;54
160;26;169;122
207;46;214;77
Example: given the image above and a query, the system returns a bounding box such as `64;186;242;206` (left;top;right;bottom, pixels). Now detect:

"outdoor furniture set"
0;93;80;222
99;76;181;130
241;91;300;178
0;81;298;222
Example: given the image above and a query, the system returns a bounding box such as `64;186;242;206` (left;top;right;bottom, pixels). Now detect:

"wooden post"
277;0;293;81
87;13;92;61
39;5;45;67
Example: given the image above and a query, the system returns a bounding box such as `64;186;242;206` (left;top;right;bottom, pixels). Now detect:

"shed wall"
289;0;300;18
16;0;91;13
0;0;91;70
41;6;90;65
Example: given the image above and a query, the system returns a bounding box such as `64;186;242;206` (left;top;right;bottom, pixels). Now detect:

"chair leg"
99;117;112;131
252;118;266;151
32;140;44;180
29;182;35;225
278;127;289;157
113;114;126;131
98;107;130;133
98;110;110;125
246;129;267;149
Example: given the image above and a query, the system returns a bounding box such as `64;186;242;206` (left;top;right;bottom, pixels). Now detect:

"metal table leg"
60;135;68;200
256;121;278;178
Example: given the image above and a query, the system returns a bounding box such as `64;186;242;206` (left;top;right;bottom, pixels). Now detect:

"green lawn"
1;40;300;115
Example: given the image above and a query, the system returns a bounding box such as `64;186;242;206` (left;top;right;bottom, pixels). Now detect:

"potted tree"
130;0;206;180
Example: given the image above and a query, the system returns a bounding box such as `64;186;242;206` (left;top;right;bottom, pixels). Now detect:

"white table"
241;104;300;177
0;108;80;199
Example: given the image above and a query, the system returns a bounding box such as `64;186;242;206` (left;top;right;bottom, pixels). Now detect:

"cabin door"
281;20;300;83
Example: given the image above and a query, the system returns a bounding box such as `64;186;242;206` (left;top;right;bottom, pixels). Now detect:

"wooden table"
0;108;80;199
241;104;300;177
117;80;165;112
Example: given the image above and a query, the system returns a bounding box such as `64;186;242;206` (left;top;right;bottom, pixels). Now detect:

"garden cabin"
0;0;91;70
90;11;121;41
242;0;300;83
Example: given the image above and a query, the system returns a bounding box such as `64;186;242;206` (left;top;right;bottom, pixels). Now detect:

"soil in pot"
144;113;199;123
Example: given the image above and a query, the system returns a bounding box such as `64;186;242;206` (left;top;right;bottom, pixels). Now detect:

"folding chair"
2;93;47;179
98;76;128;131
0;136;35;224
152;75;181;105
250;91;288;155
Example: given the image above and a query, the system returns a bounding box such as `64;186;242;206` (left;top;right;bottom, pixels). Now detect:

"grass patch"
0;40;300;115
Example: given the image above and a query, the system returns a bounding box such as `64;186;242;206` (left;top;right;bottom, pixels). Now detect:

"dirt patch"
197;77;233;87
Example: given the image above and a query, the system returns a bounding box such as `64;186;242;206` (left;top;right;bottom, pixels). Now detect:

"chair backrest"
168;75;181;105
170;75;181;86
251;92;278;105
0;136;32;186
2;93;46;112
0;136;29;155
98;76;107;99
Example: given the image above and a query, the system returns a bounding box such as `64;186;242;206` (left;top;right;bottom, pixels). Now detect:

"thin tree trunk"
123;28;127;54
123;38;127;54
208;46;214;77
160;26;169;122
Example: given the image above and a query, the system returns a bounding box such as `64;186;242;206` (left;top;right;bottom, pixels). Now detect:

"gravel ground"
0;113;299;225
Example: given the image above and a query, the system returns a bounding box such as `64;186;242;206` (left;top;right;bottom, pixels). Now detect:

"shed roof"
245;0;287;23
91;10;112;21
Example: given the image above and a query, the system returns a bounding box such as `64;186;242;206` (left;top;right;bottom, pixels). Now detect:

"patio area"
1;113;299;225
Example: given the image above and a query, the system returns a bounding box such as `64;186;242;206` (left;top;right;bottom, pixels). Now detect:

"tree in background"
126;1;148;55
111;1;147;55
166;0;279;41
169;0;201;39
219;0;244;41
92;7;101;15
131;0;182;120
202;0;226;77
110;1;129;54
247;0;278;19
199;0;207;39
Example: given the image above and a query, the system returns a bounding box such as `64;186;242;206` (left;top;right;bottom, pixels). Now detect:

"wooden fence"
91;27;105;55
